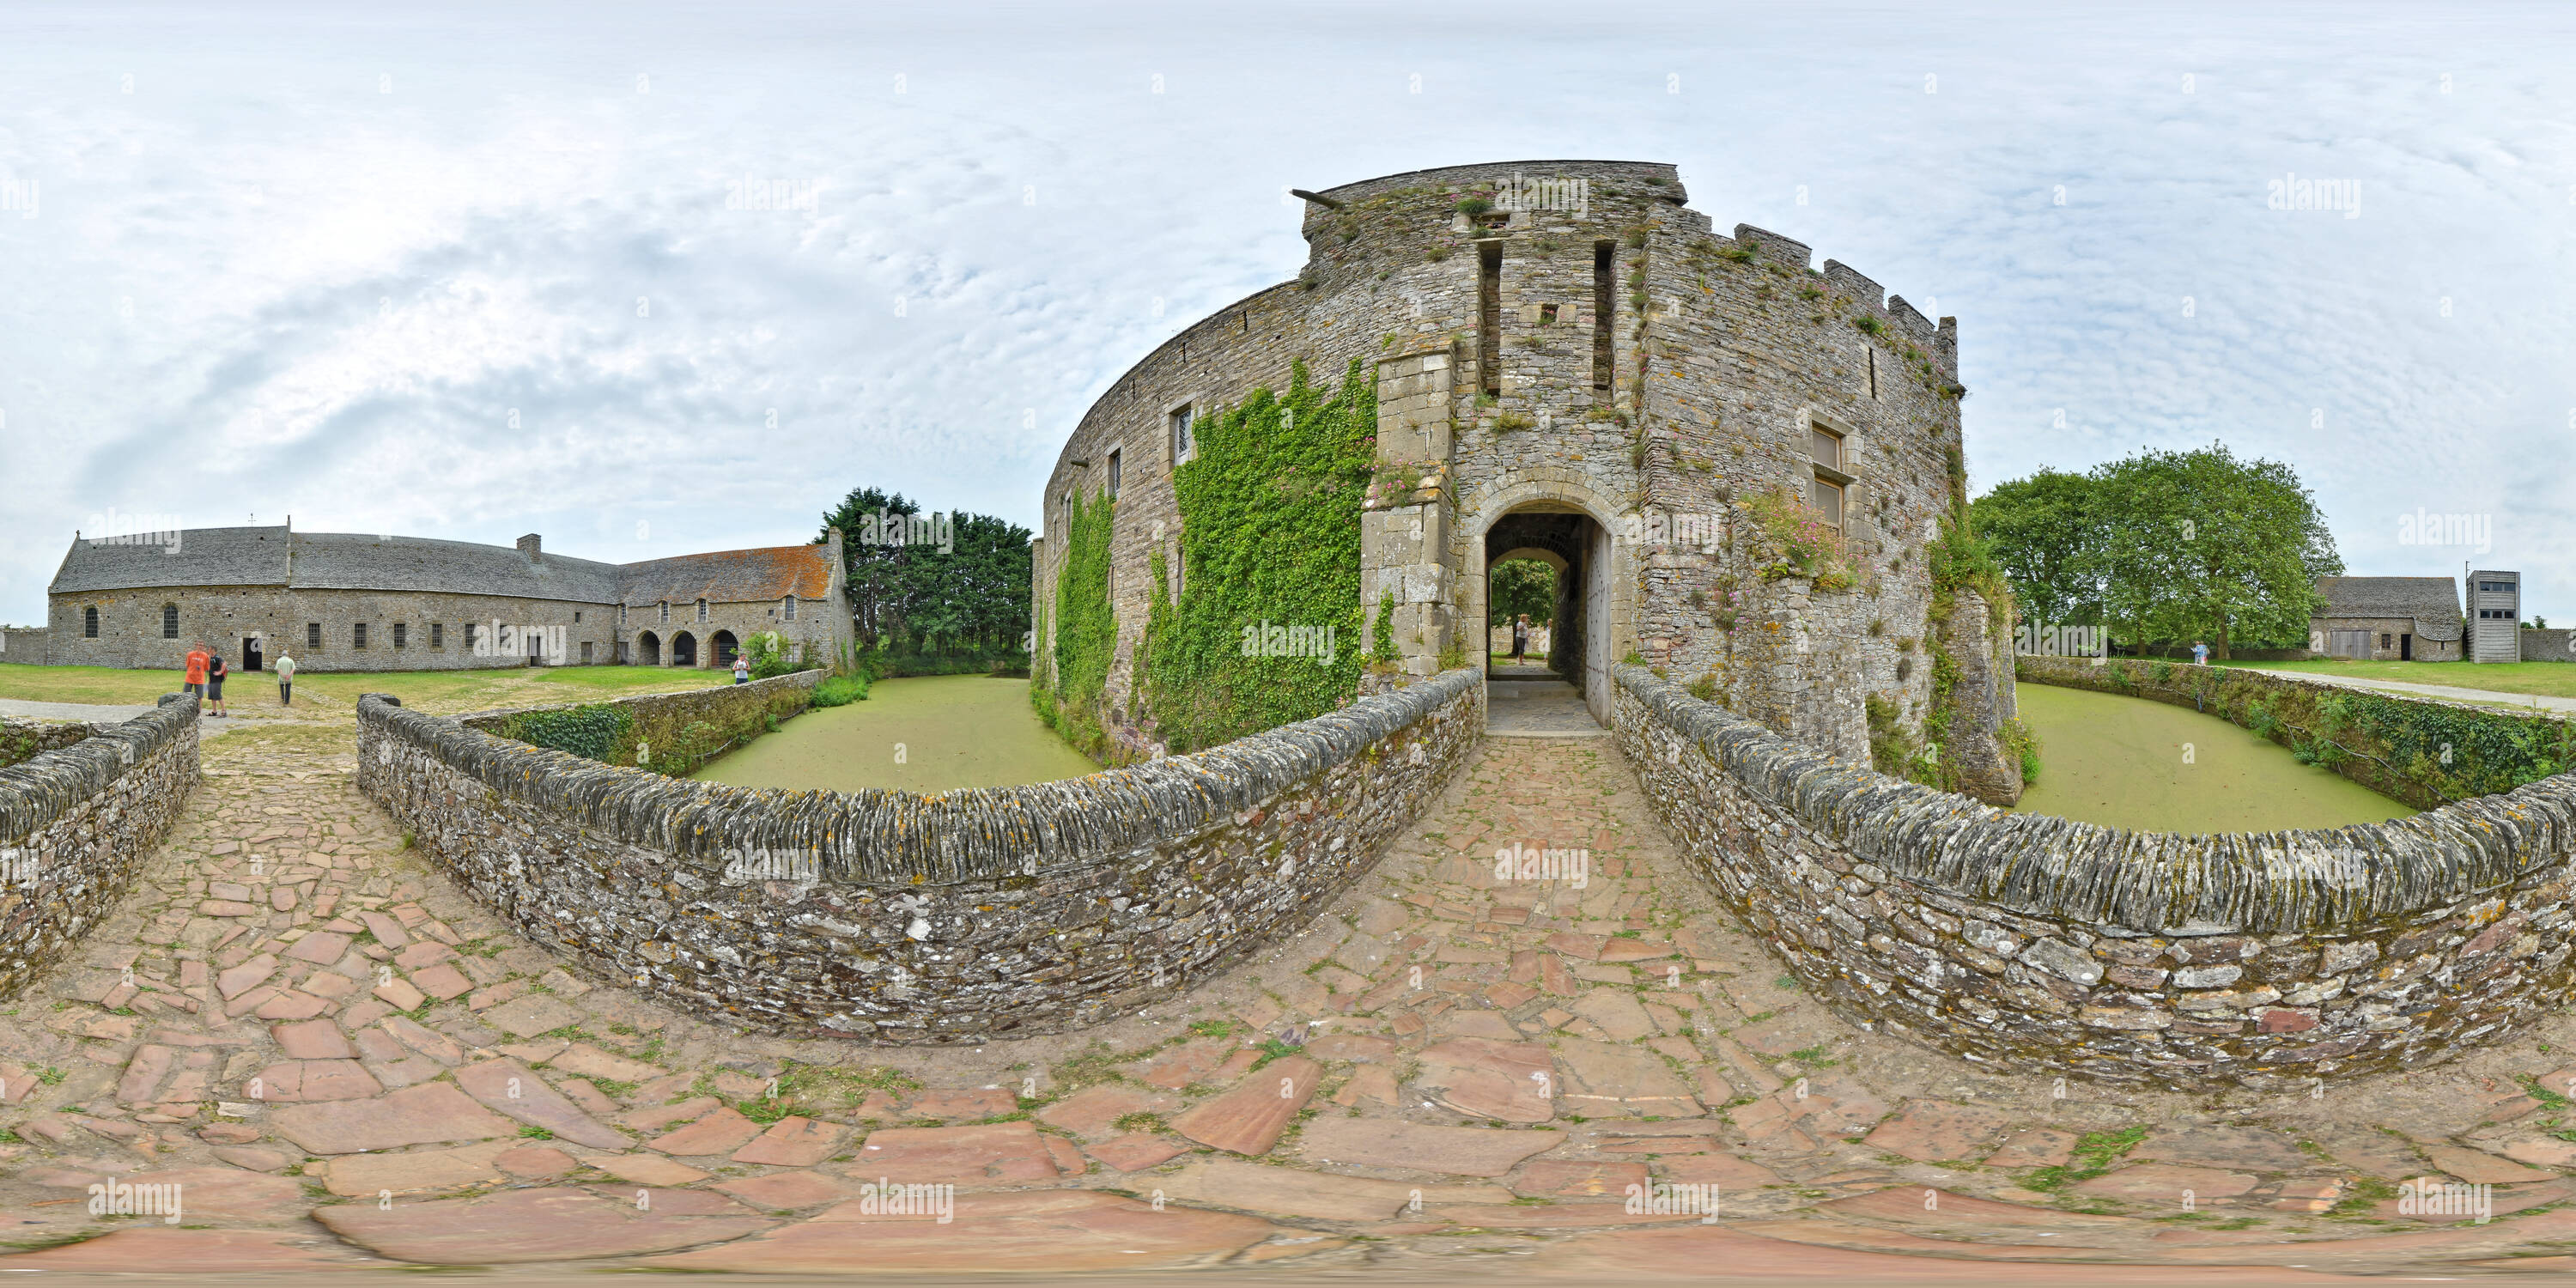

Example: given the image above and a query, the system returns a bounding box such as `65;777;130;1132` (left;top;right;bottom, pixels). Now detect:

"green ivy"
500;704;635;763
1036;487;1118;757
1139;359;1377;752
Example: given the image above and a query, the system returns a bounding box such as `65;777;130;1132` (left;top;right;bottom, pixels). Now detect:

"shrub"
811;674;870;708
501;704;633;763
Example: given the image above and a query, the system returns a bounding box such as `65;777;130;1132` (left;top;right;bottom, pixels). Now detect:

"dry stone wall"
356;669;1484;1042
0;695;200;1000
1611;662;2576;1089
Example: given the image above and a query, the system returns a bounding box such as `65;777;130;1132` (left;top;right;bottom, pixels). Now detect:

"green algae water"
693;674;1097;793
2009;682;2415;833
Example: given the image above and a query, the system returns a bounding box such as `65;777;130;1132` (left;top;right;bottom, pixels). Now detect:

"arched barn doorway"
671;632;697;668
712;630;740;668
637;631;660;665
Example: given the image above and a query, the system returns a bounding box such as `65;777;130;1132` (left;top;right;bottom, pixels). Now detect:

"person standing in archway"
1511;613;1529;662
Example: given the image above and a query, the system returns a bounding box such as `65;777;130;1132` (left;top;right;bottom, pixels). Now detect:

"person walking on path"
732;651;750;684
1510;614;1529;662
205;649;229;718
182;644;210;709
275;651;296;706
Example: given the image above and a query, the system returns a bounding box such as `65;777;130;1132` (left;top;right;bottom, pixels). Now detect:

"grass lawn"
0;661;735;718
2222;657;2576;701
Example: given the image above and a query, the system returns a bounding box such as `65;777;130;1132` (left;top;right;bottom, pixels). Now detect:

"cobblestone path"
10;720;2576;1279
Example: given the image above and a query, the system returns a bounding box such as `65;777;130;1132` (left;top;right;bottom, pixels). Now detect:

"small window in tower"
1540;302;1558;325
1107;448;1122;499
1170;405;1194;464
1591;241;1615;391
1808;424;1850;532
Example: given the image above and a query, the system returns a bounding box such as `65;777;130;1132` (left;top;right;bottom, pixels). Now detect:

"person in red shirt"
182;645;210;708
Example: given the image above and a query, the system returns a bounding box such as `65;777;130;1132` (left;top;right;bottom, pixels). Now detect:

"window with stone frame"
659;601;670;623
1170;404;1194;465
431;622;444;648
1807;422;1852;532
392;622;407;648
162;603;179;638
783;594;798;621
354;623;368;649
307;622;321;649
464;623;477;649
696;598;708;623
85;606;100;638
1107;448;1122;500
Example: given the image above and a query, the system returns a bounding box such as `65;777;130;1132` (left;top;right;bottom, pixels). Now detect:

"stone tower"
1035;160;2020;804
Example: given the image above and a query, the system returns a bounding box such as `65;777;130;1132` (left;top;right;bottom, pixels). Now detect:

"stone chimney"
516;533;542;561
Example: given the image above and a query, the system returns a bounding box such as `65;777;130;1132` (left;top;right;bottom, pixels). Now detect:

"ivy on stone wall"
1036;488;1117;758
1139;359;1376;753
497;704;635;764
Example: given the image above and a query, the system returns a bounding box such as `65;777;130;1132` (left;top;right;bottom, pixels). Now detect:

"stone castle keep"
9;522;852;675
1035;160;2020;800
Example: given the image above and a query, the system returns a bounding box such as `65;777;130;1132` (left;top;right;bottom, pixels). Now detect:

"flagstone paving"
16;715;2576;1279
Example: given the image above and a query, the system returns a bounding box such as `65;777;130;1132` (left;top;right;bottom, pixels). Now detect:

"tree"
2090;445;2339;660
1977;445;2341;660
818;489;1034;662
1969;469;2102;628
1489;559;1557;627
818;486;916;653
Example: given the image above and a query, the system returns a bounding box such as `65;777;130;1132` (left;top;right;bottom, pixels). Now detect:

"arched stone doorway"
1459;474;1632;726
671;631;697;668
637;631;660;666
712;630;740;668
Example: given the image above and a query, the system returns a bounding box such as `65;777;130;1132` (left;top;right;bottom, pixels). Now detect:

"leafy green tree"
818;486;916;653
1488;559;1557;628
1969;469;2103;628
2091;446;2340;659
817;489;1033;665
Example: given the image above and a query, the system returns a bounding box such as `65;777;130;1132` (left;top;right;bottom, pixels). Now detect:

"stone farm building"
9;522;850;674
2310;575;2464;662
1032;159;2024;804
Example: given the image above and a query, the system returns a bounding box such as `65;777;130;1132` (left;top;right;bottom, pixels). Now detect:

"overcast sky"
3;1;2570;623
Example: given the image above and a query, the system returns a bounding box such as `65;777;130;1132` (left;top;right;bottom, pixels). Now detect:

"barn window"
307;622;321;648
2379;633;2391;648
782;594;798;621
574;611;582;623
659;601;670;623
162;603;179;638
354;623;368;649
696;598;708;623
392;622;407;648
85;606;100;638
431;623;444;647
464;623;477;648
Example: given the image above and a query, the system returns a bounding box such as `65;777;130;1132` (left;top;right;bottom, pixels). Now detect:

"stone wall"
2;716;106;771
2524;628;2576;662
1611;662;2576;1089
459;668;824;775
0;695;200;1000
355;668;1485;1043
0;626;50;665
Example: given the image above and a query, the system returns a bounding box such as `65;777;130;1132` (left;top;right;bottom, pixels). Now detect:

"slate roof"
616;545;834;607
51;526;825;608
51;525;292;593
2314;576;2464;641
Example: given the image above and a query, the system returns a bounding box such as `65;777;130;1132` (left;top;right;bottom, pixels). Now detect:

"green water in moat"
692;674;1097;793
2009;682;2415;833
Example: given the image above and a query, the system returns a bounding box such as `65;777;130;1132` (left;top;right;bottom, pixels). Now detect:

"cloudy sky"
2;1;2570;623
